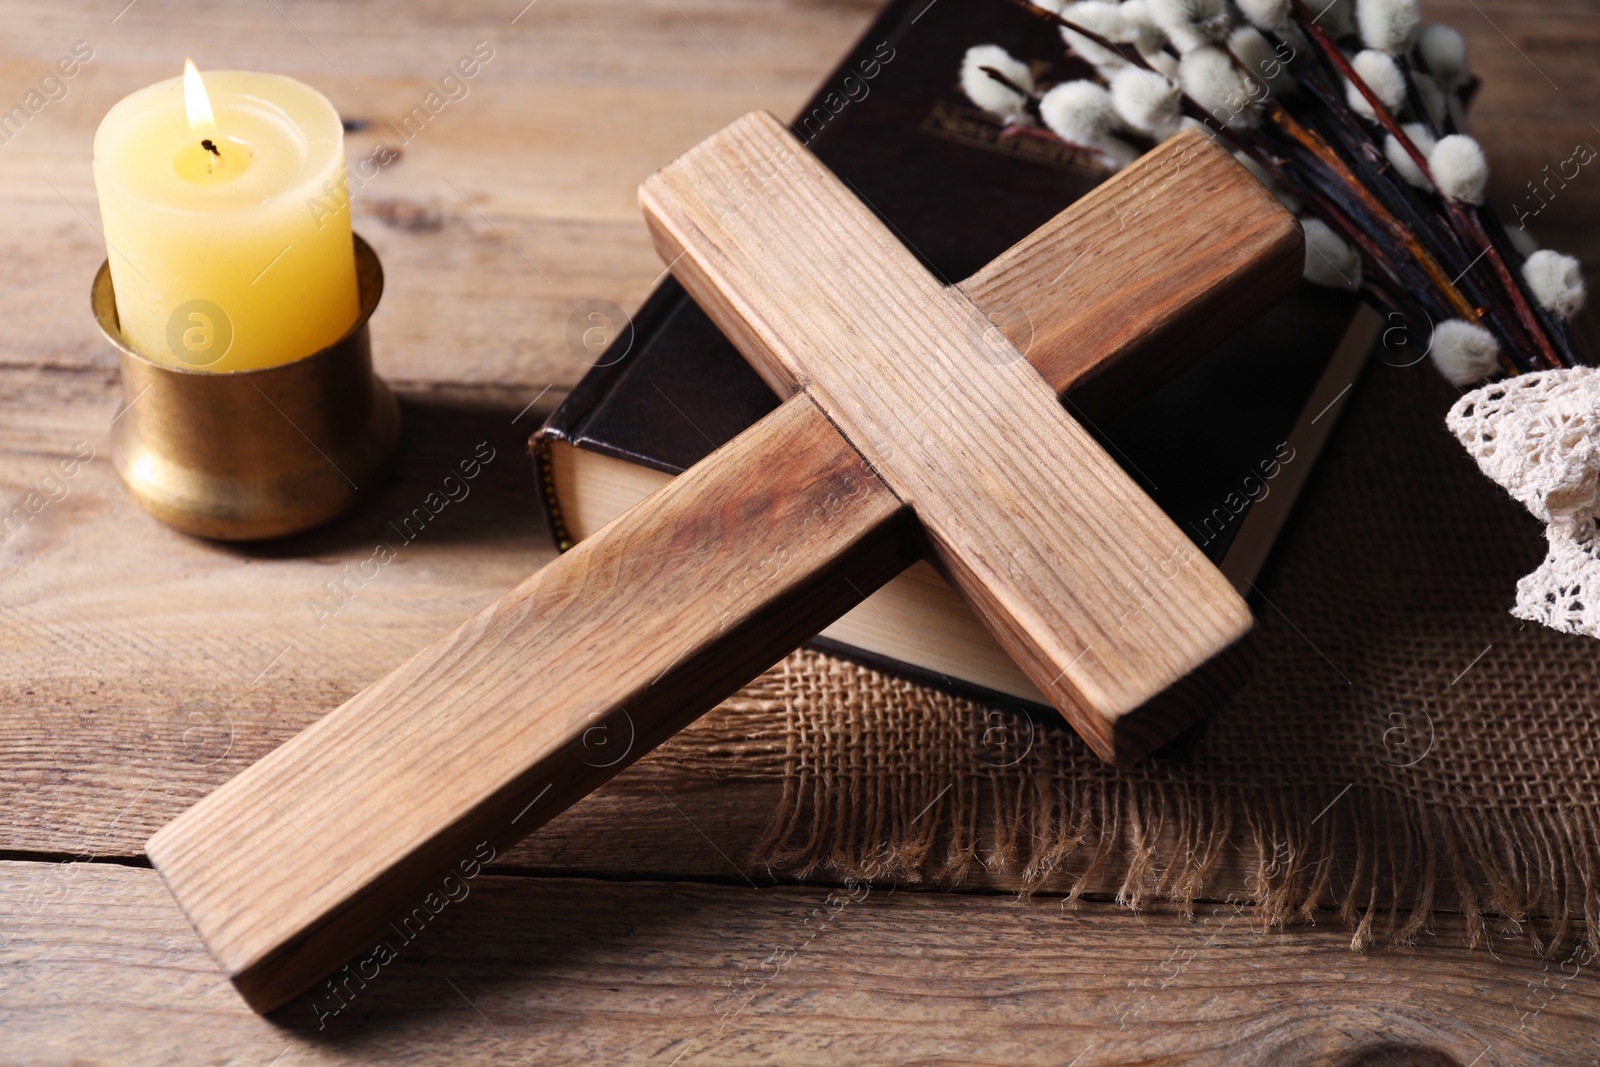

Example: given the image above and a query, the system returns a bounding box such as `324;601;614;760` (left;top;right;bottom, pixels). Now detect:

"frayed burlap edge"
673;648;1600;960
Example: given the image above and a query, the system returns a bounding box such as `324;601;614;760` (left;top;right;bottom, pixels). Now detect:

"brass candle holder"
93;235;400;541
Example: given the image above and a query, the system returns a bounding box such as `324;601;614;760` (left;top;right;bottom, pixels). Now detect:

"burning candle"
93;61;359;372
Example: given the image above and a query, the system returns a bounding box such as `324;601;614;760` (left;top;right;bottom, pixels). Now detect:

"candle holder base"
94;234;401;541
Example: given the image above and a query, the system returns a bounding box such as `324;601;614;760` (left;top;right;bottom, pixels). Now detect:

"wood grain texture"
4;860;1599;1065
146;392;914;1011
640;113;1265;762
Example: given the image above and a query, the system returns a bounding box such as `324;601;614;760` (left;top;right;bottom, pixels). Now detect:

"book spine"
528;277;695;551
528;434;571;552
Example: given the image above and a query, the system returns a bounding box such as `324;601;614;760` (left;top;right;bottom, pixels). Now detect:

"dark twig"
978;64;1033;102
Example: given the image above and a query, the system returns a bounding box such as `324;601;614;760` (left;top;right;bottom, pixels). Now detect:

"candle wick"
201;138;221;157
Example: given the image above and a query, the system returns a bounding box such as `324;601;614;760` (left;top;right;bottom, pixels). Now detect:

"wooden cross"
147;112;1300;1011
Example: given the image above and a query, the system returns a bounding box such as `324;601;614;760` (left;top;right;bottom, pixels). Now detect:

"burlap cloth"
657;357;1600;955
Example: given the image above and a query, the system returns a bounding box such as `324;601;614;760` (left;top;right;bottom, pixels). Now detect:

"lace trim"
1448;368;1600;638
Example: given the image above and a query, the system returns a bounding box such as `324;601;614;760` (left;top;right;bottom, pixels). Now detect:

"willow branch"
1289;0;1562;370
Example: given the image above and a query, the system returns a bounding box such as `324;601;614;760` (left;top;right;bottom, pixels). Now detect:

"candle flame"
183;58;216;137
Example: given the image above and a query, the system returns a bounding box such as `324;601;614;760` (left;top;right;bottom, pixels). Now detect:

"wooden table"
3;0;1598;1062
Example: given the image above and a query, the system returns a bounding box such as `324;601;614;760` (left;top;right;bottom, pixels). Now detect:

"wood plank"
3;859;1597;1064
640;114;1264;762
0;700;1454;918
145;393;915;1011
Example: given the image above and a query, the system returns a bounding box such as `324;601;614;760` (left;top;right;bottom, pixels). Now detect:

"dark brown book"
530;0;1377;705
